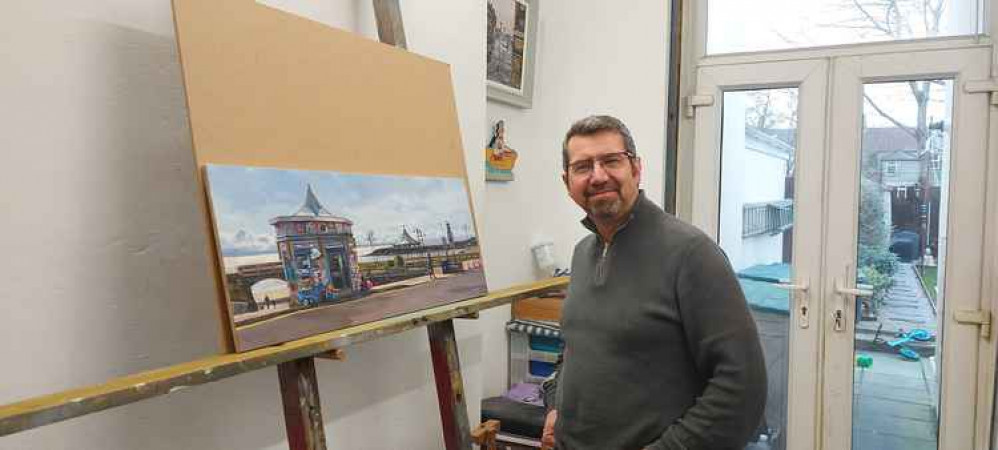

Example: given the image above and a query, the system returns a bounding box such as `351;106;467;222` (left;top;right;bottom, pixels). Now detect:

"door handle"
777;280;810;329
835;280;873;298
832;278;873;332
776;281;809;292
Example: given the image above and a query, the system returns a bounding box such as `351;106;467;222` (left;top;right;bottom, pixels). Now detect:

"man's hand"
541;409;558;450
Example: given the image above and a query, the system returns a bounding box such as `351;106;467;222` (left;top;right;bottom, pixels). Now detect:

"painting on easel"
205;164;487;351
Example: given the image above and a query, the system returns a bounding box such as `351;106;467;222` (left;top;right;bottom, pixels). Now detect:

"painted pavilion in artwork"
270;185;360;307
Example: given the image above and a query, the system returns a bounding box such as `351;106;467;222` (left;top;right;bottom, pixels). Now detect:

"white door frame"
821;44;993;450
679;2;998;447
985;66;998;450
693;57;828;450
687;41;997;450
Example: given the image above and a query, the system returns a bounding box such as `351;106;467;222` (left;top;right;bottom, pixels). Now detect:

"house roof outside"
767;127;942;186
746;126;794;160
765;127;919;154
876;149;920;161
861;127;919;153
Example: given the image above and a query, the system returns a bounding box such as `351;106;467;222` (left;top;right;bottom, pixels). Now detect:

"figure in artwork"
485;120;519;181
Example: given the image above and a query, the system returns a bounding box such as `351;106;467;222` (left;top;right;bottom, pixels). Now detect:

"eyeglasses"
566;151;635;177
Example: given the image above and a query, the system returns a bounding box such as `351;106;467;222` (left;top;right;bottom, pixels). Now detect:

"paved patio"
856;263;937;341
853;350;938;450
853;263;939;450
739;262;940;450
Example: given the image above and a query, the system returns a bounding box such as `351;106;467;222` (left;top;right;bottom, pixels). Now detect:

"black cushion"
480;396;546;438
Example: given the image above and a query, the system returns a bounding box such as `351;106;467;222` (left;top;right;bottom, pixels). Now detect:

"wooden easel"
0;1;563;448
0;279;567;443
276;2;470;449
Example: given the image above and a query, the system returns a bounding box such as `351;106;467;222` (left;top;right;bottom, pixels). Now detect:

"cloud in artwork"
219;229;278;256
205;165;478;256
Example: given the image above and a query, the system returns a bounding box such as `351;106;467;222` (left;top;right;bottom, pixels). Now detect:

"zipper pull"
595;242;610;286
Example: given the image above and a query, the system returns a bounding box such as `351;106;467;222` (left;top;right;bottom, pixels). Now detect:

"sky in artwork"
205;165;477;256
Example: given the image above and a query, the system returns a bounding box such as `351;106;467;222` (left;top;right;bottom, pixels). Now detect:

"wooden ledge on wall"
512;294;566;322
314;349;346;361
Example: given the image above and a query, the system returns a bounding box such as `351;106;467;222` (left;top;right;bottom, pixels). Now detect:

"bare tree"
746;89;798;131
834;0;949;262
831;0;944;39
830;0;946;157
745;89;799;177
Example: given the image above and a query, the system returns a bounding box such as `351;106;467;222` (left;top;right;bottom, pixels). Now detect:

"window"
930;152;943;171
883;160;898;175
707;0;982;54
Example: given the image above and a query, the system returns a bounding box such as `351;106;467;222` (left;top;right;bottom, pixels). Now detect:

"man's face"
563;131;642;225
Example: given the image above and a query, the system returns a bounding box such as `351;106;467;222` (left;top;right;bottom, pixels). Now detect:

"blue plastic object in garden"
908;329;932;341
899;347;920;361
888;336;912;348
888;329;934;348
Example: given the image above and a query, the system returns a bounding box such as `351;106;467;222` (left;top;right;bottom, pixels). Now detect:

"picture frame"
487;0;538;108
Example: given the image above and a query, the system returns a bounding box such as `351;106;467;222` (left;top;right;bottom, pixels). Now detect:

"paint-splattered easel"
276;2;473;449
0;2;571;448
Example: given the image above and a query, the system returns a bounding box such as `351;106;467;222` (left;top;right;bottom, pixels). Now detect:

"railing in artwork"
743;200;794;238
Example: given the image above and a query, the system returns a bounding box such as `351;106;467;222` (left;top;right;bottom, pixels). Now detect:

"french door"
690;42;995;449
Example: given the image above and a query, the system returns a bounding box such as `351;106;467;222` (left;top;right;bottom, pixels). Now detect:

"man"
541;115;766;450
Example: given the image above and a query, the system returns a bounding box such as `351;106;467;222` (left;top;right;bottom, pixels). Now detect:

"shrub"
860;265;893;311
858;243;900;277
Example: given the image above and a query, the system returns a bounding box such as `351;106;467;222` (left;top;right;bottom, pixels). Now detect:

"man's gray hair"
561;115;637;171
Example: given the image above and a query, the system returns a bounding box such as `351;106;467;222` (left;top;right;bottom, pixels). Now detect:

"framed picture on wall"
487;0;538;108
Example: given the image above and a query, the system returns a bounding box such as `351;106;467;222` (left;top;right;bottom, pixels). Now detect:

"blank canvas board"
172;0;482;352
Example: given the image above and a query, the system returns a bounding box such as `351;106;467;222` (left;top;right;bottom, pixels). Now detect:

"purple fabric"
503;382;544;407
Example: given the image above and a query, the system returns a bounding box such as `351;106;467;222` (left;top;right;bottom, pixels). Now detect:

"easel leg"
278;357;327;450
428;319;473;450
372;0;407;49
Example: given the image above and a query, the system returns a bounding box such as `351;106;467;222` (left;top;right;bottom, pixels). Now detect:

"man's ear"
632;157;643;185
562;172;570;189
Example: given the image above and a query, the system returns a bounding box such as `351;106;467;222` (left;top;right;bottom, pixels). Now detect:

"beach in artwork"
205;164;487;351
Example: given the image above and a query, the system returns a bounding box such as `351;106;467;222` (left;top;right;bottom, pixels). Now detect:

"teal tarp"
737;263;791;315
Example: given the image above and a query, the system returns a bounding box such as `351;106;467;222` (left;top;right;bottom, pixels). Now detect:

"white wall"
0;1;481;449
741;151;788;204
484;0;670;286
0;0;668;449
732;151;788;270
717;95;789;271
483;0;668;394
718;94;748;268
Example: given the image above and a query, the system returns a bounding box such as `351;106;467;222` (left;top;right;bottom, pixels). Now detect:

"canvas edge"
171;0;237;354
200;165;245;352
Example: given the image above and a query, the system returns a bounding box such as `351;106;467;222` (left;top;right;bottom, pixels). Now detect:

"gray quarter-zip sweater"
548;193;766;450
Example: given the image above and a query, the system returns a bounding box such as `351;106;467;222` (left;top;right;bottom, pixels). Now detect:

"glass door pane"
719;88;799;450
694;58;826;450
851;79;952;450
821;47;991;450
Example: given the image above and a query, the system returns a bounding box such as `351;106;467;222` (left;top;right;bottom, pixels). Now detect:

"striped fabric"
506;319;561;338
